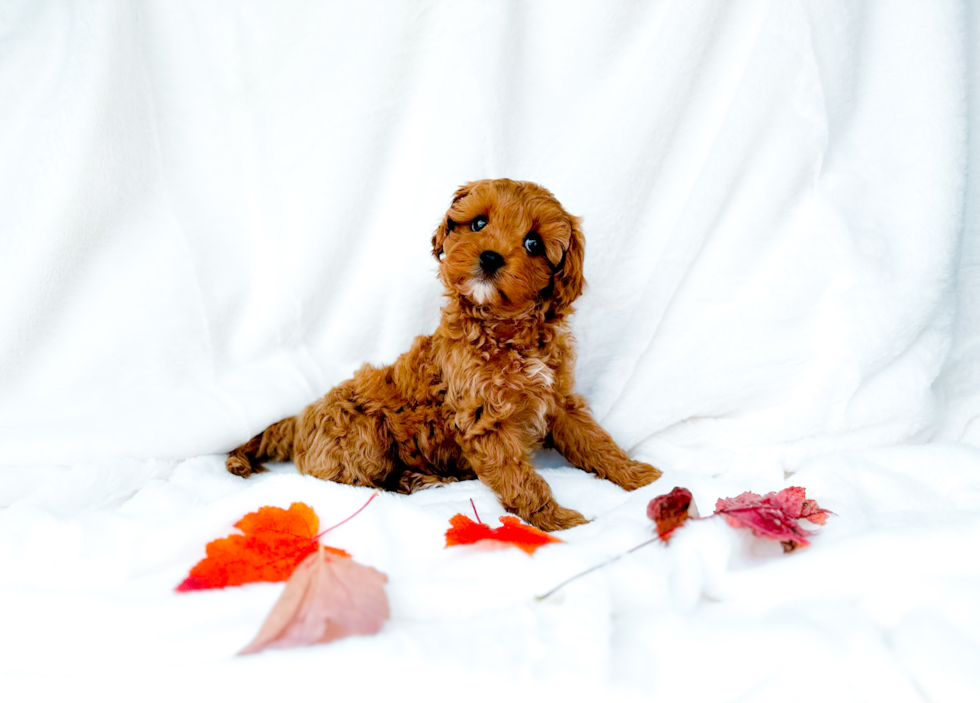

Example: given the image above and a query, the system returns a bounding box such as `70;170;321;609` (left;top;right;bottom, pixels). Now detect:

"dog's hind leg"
226;417;297;477
385;468;460;494
291;381;397;488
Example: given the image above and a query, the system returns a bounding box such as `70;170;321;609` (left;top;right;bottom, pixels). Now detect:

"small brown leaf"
647;487;699;541
238;547;389;655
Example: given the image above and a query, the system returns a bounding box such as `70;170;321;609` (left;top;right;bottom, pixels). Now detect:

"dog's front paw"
611;460;662;491
524;503;589;532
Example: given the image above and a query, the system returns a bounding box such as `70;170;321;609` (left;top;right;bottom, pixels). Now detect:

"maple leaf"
714;487;831;552
539;485;832;600
239;547;389;655
772;485;832;525
176;502;350;592
445;513;562;554
646;487;700;541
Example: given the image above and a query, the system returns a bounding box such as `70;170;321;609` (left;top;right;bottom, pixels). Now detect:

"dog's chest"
516;356;555;388
443;344;557;424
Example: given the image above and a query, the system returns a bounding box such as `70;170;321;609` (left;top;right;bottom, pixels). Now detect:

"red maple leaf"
646;487;699;541
714;487;832;552
773;485;832;525
540;485;833;600
239;547;389;655
176;502;350;592
445;513;562;554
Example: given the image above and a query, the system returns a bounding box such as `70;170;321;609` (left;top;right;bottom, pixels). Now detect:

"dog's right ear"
431;183;474;261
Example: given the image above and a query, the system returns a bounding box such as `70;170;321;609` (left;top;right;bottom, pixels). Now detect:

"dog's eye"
523;232;544;256
470;216;488;232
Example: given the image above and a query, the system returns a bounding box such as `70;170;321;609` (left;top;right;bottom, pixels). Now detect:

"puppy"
227;179;661;530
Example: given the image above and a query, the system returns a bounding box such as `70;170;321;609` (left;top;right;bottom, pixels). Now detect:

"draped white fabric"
1;1;978;700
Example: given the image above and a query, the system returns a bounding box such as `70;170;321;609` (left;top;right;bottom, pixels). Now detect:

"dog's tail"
226;416;298;478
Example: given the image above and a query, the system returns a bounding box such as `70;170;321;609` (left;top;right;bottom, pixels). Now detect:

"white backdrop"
1;1;978;701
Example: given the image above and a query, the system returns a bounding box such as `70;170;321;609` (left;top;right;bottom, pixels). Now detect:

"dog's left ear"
549;215;586;313
431;183;474;261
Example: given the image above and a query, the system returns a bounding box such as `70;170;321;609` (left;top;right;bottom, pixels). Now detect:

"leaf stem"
626;535;660;554
470;498;482;524
315;491;379;542
536;535;661;601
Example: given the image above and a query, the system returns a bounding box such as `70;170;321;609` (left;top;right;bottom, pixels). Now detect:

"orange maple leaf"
176;502;350;592
445;513;562;554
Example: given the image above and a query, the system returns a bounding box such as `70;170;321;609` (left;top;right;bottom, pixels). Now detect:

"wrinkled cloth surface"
1;1;978;701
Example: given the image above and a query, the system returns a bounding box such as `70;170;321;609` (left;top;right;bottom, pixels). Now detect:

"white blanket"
1;1;978;701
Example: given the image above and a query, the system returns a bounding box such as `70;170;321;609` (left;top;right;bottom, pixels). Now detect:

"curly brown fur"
228;179;661;530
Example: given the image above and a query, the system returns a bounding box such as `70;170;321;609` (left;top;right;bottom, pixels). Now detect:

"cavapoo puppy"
227;179;661;530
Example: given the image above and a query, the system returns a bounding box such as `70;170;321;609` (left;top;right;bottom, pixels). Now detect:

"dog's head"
431;179;584;318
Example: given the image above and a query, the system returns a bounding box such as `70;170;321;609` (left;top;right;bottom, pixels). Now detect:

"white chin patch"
466;280;497;305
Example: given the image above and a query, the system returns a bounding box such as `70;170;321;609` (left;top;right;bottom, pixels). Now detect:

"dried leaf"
714;487;831;552
539;485;832;600
239;547;389;654
445;514;561;554
177;502;349;592
647;487;700;541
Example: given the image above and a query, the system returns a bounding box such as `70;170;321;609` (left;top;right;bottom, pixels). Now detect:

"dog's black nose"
479;250;505;274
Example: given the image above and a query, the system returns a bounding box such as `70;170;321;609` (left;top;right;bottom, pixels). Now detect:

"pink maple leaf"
714;487;831;552
238;547;388;654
